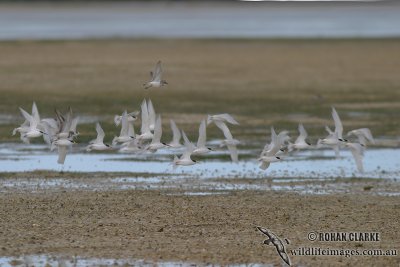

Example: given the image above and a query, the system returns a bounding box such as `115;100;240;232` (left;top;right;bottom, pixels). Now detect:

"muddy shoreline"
0;189;399;266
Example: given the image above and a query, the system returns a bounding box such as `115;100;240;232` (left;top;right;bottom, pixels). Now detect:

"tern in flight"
114;111;139;127
258;127;289;170
18;103;46;140
173;130;197;168
112;111;135;146
136;99;154;141
192;119;213;155
168;119;182;148
347;128;375;147
146;115;169;152
86;123;112;152
257;227;291;266
288;123;311;152
345;142;365;173
208;113;239;162
143;61;168;89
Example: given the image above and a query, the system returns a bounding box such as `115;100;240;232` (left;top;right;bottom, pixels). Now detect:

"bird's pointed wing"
140;99;150;134
182;130;196;159
128;121;135;137
70;117;79;133
257;227;273;239
61;107;73;133
277;130;290;145
359;128;375;144
325;125;334;135
147;99;156;128
259;161;271;170
332;107;343;139
356;135;367;146
57;146;68;165
152;61;162;82
31;102;41;124
19;107;35;129
262;127;277;155
296;123;307;143
214;121;233;140
152;115;162;143
41;118;58;131
219;113;239;125
277;248;291;267
197;119;207;147
54;108;65;133
120;110;129;136
349;143;364;173
265;128;288;156
95;122;105;144
227;144;238;163
170;119;181;144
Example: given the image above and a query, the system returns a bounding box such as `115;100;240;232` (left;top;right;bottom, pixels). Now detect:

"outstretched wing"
147;99;156;129
57;146;68;165
95;122;105;144
276;248;291;266
152;115;162;143
331;107;343;139
181;130;195;160
296;123;307;143
140;99;150;134
348;143;364;173
227;144;238;163
70;117;79;134
214;121;233;140
152;61;162;82
219;113;239;125
19;107;36;129
197;119;207;148
31;102;41;125
170;119;181;145
120;111;129;137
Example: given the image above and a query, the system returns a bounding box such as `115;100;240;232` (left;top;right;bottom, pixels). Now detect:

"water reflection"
0;144;398;180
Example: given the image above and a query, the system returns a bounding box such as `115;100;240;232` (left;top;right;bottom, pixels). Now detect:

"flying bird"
288;123;311;152
257;227;291;266
136;99;154;141
173;130;197;168
192;119;213;155
143;61;168;89
86;123;112;152
146;115;169;152
347;128;375;146
112;111;135;146
258;127;289;170
168;119;182;148
114;111;139;126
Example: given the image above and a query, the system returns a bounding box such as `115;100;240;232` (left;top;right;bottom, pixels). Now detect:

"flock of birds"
12;61;375;173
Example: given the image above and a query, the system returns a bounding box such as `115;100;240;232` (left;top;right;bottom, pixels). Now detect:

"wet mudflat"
0;145;399;266
0;189;399;267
